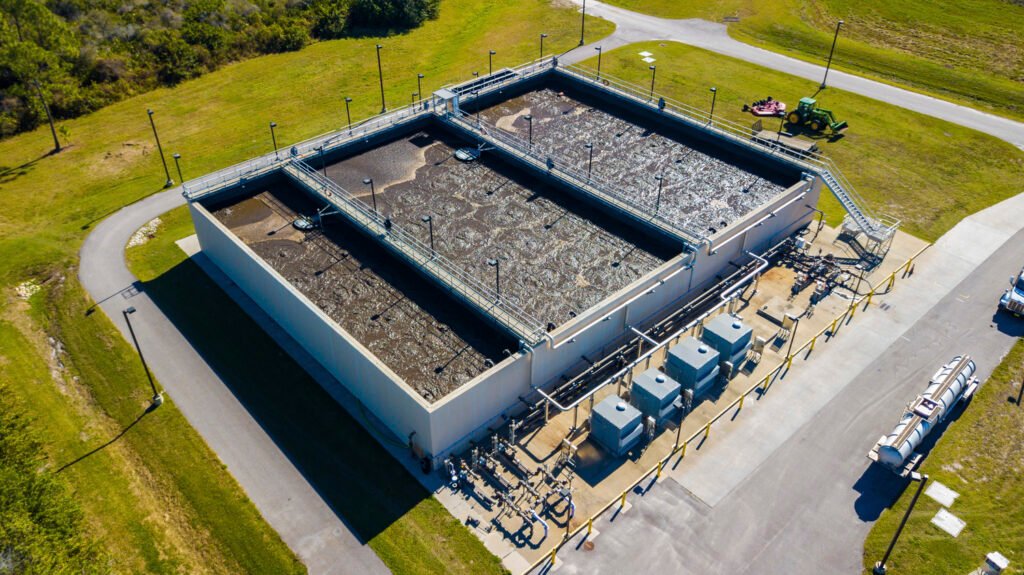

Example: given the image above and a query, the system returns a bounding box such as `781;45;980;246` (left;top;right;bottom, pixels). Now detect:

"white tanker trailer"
868;355;979;476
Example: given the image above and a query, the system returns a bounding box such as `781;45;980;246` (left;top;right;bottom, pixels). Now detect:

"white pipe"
720;251;769;302
530;509;549;541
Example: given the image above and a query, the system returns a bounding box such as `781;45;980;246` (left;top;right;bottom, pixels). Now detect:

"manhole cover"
583;540;595;551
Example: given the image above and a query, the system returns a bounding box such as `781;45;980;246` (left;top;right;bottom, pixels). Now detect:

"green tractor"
786;97;848;133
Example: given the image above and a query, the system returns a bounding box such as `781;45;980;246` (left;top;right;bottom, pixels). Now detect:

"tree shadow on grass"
139;258;428;544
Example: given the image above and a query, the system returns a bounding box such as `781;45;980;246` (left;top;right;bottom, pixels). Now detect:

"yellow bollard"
809;336;817;352
620;491;627;508
904;259;913;274
786;355;793;370
849;304;857;319
760;374;770;392
865;290;874;307
681;441;688;458
888;272;896;290
830;317;838;335
550;546;557;565
739;394;745;410
587;518;593;536
656;460;663;479
704;422;711;440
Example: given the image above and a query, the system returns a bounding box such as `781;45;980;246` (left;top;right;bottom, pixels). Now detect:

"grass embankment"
588;42;1024;241
863;339;1024;574
600;0;1024;122
128;206;507;574
0;0;613;571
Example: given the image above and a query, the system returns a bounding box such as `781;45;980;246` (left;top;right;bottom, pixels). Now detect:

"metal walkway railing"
557;63;899;245
282;159;547;345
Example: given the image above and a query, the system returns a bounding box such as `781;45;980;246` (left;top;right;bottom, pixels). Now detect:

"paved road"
544;193;1024;574
78;190;389;575
562;0;1024;149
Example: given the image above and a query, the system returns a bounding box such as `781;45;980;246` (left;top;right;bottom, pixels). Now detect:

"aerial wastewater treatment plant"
180;57;900;478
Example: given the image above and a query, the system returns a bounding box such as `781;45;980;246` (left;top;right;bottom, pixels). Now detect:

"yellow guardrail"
523;241;932;573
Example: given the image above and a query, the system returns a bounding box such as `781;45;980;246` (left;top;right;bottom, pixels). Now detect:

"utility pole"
821;20;844;89
31;79;61;153
146;109;173;187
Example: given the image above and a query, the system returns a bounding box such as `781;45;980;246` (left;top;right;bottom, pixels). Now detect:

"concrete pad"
931;508;966;537
925;480;960;508
175;233;200;256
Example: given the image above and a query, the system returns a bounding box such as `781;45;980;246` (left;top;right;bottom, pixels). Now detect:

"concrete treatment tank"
873;355;978;473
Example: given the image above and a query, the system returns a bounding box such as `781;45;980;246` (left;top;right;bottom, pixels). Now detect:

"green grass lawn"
863;338;1024;574
599;0;1024;122
586;42;1024;241
0;0;613;571
126;205;508;575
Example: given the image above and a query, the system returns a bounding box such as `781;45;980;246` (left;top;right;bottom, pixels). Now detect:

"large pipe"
720;250;769;302
530;509;549;541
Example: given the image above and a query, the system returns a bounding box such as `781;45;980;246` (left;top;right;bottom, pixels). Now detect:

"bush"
347;0;441;29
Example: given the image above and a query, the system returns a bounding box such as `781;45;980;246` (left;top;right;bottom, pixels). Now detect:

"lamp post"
375;44;386;113
873;473;928;575
648;65;657;101
473;90;481;124
709;87;718;124
539;33;548;59
776;115;785;144
269;121;279;158
412;92;418;105
172;153;183;184
821;20;844;90
363;177;378;213
654;174;664;213
417;73;424;102
472;71;479;80
595;46;603;80
580;0;587;46
489;50;496;75
344;97;352;133
585;142;594;180
421;215;434;254
318;145;326;176
487;258;501;301
122;307;163;408
524;114;533;147
146;109;173;187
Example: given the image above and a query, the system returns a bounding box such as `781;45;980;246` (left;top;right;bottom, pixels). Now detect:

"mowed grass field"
587;42;1024;241
863;339;1024;574
0;0;613;572
599;0;1024;121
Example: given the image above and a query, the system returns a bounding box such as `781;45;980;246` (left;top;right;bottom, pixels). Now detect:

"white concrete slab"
931;508;966;537
925;480;960;508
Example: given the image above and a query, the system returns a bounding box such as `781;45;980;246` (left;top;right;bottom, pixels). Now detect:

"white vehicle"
868;355;979;476
999;268;1024;315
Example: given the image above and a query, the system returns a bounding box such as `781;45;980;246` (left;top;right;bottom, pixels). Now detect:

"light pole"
487;258;501;301
821;20;844;90
375;44;386;113
524;114;533;147
489;50;496;75
873;473;928;575
539;33;548;59
472;71;479;80
585;142;594;180
122;307;162;408
269;121;279;158
648;65;657;101
172;153;183;184
654;174;664;213
412;92;418;105
776;115;785;144
363;177;378;213
595;46;603;80
580;0;587;46
146;109;173;187
473;90;481;124
344;97;352;133
318;145;326;176
709;87;717;124
422;215;434;254
417;73;424;102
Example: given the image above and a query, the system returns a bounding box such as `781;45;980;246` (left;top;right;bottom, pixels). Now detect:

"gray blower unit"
630;368;682;425
701;314;753;373
868;355;979;476
665;336;721;397
590;396;644;457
